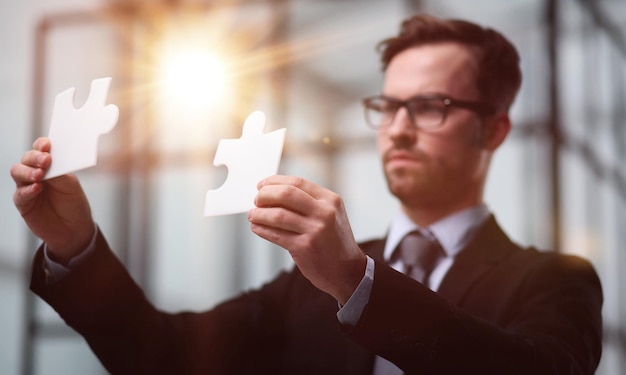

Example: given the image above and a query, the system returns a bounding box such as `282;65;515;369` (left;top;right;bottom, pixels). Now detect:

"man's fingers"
255;184;317;214
33;137;51;152
10;162;44;187
11;142;51;188
258;175;329;201
20;149;50;169
249;221;298;250
13;183;42;211
248;206;309;234
10;139;52;208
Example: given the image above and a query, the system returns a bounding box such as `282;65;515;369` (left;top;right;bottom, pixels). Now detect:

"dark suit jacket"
31;216;602;374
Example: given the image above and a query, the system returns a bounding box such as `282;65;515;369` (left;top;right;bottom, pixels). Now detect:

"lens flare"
160;49;228;109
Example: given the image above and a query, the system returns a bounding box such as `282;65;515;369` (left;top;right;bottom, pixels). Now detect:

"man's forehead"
383;43;480;98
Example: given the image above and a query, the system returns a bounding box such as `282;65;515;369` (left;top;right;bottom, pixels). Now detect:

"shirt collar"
383;204;491;261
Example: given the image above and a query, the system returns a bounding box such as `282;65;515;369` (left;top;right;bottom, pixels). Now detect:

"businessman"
12;13;602;374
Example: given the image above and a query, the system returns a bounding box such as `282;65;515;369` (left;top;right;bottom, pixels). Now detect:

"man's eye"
380;104;396;113
371;100;396;112
413;101;442;114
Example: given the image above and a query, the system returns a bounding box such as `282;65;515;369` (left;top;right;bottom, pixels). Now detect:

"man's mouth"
385;150;422;165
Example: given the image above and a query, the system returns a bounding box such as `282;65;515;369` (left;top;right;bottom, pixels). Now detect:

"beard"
384;163;437;208
384;159;484;218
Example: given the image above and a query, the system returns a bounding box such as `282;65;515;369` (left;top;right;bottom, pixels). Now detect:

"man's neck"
401;198;484;228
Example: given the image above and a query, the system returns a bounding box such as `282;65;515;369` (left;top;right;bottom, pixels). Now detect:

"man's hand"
10;137;95;263
248;175;367;304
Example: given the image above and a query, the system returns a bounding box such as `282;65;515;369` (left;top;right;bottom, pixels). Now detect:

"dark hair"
378;14;522;112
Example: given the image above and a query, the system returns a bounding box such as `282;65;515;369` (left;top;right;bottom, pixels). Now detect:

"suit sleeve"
345;255;603;375
30;230;293;374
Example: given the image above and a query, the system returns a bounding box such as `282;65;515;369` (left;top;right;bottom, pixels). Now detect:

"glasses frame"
362;94;496;130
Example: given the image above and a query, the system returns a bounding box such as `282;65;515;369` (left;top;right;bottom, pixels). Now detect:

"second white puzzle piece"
204;111;286;216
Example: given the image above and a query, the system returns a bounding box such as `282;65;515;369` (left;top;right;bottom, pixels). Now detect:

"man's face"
377;42;493;217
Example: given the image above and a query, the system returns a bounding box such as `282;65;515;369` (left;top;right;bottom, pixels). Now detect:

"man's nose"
386;106;416;140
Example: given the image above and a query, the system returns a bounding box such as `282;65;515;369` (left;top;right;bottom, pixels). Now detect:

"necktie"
397;231;443;287
372;231;444;375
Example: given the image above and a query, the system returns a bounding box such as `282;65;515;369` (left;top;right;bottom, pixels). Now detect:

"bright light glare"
160;49;228;109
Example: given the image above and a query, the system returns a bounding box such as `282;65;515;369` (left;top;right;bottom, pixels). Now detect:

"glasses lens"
364;98;397;128
409;99;446;129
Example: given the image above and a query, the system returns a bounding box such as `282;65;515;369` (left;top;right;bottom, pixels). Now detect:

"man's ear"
481;112;511;151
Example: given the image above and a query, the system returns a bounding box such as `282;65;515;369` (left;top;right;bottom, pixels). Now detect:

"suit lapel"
436;216;517;305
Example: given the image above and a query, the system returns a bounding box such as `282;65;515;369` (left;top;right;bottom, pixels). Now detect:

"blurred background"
0;0;624;374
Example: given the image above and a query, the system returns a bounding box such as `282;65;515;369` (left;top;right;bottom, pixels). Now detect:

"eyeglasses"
362;94;496;130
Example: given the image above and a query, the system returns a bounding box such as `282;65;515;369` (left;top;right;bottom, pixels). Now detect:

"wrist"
47;223;96;265
335;254;368;305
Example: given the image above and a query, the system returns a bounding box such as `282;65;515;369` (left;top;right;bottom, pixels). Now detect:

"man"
11;14;602;374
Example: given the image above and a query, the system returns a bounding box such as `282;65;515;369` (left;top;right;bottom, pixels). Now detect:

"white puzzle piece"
204;111;286;216
44;77;119;180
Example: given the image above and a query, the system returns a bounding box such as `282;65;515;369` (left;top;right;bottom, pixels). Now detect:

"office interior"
0;0;624;374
